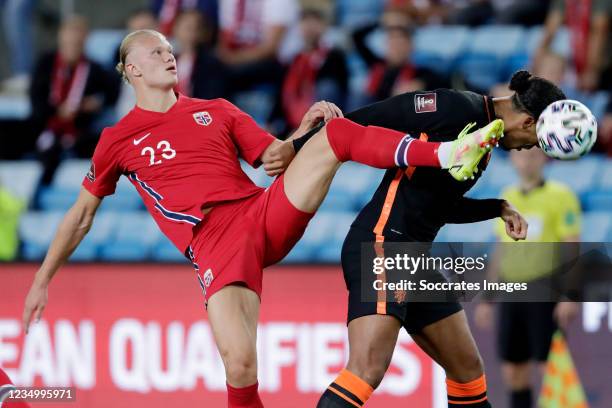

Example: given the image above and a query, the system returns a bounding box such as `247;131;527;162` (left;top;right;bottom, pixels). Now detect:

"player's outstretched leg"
318;311;491;408
317;315;401;408
411;311;492;407
283;118;503;213
325;118;503;178
207;285;263;408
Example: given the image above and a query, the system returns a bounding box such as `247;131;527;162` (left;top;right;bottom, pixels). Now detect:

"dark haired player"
283;70;567;408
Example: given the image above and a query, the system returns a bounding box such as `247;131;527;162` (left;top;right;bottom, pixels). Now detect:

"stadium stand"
411;26;471;75
458;25;527;90
335;0;385;28
12;155;612;263
0;160;42;205
0;16;609;263
19;211;63;260
84;29;126;69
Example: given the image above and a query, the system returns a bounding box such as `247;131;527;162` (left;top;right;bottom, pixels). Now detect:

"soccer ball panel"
536;99;598;160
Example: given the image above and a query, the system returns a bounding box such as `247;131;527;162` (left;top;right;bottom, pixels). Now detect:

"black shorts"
497;302;557;363
342;226;463;334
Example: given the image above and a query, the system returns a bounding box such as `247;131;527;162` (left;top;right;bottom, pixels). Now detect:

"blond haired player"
22;29;501;407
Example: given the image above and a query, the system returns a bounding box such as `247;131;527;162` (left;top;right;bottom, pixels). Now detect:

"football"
536;99;598;160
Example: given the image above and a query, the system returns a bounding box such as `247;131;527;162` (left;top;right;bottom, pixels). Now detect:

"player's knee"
361;365;388;389
224;354;258;385
217;343;258;385
502;363;531;390
446;351;484;383
346;363;387;389
347;351;392;389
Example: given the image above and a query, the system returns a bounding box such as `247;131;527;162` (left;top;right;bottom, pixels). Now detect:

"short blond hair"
115;29;167;83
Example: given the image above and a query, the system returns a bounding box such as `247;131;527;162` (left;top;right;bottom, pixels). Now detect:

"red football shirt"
82;94;276;252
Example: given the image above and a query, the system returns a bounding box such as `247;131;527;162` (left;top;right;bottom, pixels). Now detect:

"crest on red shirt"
414;93;437;113
203;268;214;287
193;111;213;126
86;162;95;182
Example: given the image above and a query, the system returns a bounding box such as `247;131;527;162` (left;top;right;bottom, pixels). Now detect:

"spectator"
173;9;228;99
112;10;160;64
493;0;551;26
596;96;612;156
124;8;158;35
281;4;348;130
475;148;581;408
334;0;386;28
1;0;36;94
151;0;218;43
29;15;117;184
446;0;551;26
114;8;159;118
445;0;494;26
352;4;448;104
0;179;24;261
490;52;569;98
535;0;612;92
217;0;298;96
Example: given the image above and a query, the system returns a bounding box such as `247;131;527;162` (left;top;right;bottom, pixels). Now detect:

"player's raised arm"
263;101;343;176
443;197;506;224
23;188;103;333
443;197;528;240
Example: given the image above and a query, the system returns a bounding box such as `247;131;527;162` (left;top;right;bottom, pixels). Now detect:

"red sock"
227;381;264;408
326;118;441;168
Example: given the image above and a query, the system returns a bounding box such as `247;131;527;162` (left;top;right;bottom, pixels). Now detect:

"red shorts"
187;174;313;303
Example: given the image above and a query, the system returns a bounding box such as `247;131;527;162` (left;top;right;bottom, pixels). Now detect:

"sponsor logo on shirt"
414;93;437;113
193;111;213;126
86;162;96;182
203;268;214;287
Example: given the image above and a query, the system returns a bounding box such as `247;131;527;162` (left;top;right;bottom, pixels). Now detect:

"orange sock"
317;369;374;407
446;374;491;407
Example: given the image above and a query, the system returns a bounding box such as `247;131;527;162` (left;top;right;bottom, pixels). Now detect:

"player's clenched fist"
22;280;48;334
262;140;296;176
501;200;528;241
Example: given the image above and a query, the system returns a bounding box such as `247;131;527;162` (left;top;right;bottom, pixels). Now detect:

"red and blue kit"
83;94;313;301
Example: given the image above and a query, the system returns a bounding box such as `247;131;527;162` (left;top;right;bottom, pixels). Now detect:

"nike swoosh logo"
133;133;151;145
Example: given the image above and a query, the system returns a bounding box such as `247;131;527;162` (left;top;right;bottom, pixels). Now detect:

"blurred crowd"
0;0;611;256
0;0;611;168
0;5;608;406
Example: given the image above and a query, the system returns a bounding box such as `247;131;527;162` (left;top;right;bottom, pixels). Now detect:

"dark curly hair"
509;70;566;119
